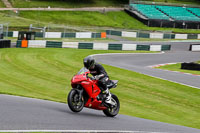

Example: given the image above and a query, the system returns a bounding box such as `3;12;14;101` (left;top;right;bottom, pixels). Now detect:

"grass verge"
0;0;5;8
157;62;200;75
8;0;127;8
6;0;200;8
0;48;199;129
1;11;200;34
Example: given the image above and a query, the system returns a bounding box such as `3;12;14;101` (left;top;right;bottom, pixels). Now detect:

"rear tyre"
68;89;84;112
103;94;120;117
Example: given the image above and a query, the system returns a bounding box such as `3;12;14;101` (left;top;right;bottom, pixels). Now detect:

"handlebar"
86;74;96;80
90;77;95;80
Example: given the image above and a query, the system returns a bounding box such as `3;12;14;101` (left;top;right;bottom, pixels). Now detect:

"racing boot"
104;88;112;104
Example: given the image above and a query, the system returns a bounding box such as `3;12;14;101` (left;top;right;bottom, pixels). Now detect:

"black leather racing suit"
89;63;109;91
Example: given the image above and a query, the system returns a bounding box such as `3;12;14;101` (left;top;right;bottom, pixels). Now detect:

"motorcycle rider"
83;56;111;104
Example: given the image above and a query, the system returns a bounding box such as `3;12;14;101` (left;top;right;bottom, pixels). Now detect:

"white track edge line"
139;72;200;90
92;51;165;56
0;130;168;133
148;62;200;77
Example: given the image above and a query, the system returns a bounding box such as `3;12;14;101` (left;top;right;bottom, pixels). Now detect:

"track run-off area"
0;42;200;133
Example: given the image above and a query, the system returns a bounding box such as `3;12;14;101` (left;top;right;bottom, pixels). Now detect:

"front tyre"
103;94;120;117
68;89;84;112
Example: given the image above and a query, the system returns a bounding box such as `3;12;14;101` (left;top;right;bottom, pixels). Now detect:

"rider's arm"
95;63;108;79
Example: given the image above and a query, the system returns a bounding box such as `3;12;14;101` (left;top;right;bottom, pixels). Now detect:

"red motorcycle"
68;67;120;117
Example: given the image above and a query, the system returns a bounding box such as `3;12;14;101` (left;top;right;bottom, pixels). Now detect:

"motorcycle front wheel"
103;94;120;117
67;89;84;112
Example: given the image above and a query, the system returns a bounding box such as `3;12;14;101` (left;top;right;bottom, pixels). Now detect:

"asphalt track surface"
1;94;200;133
1;42;200;132
94;51;200;89
94;40;200;89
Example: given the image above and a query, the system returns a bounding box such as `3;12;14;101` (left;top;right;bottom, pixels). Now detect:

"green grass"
8;0;128;8
17;11;144;29
0;0;5;7
1;10;200;34
0;48;199;129
7;0;200;8
157;62;200;75
0;11;41;27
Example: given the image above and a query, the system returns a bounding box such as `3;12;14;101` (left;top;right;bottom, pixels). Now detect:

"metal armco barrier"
16;40;171;51
0;33;3;39
181;62;200;71
106;30;200;40
190;44;200;51
0;40;11;48
108;44;122;50
78;43;93;49
136;45;150;50
161;45;171;51
46;41;62;48
5;30;200;40
61;33;76;38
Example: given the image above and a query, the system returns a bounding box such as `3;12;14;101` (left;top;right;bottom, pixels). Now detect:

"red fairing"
81;80;101;98
71;72;88;88
81;81;93;96
71;70;107;110
71;74;87;84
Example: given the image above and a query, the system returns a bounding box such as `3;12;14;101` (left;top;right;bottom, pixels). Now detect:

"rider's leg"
98;77;111;103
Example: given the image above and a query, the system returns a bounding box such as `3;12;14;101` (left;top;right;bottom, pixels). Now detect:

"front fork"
74;88;83;102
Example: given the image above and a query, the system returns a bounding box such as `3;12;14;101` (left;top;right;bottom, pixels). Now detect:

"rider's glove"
94;75;100;80
95;74;104;80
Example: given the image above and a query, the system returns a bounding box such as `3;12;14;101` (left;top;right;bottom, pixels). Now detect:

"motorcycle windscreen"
77;67;89;75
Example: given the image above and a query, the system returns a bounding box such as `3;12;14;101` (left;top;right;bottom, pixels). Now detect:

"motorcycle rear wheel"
68;89;84;112
103;94;120;117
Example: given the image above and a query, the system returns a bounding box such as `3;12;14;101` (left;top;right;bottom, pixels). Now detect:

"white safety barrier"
191;45;200;51
76;32;92;38
62;42;79;48
93;43;108;50
150;33;164;39
175;34;188;39
28;40;46;48
13;31;19;37
122;44;137;50
122;31;137;38
198;34;200;39
45;32;62;38
150;45;162;51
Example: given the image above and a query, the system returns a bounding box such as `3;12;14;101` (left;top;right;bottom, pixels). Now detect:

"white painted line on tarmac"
148;62;200;77
92;51;165;56
138;71;200;90
0;130;168;133
148;62;180;68
147;63;200;89
157;68;200;77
